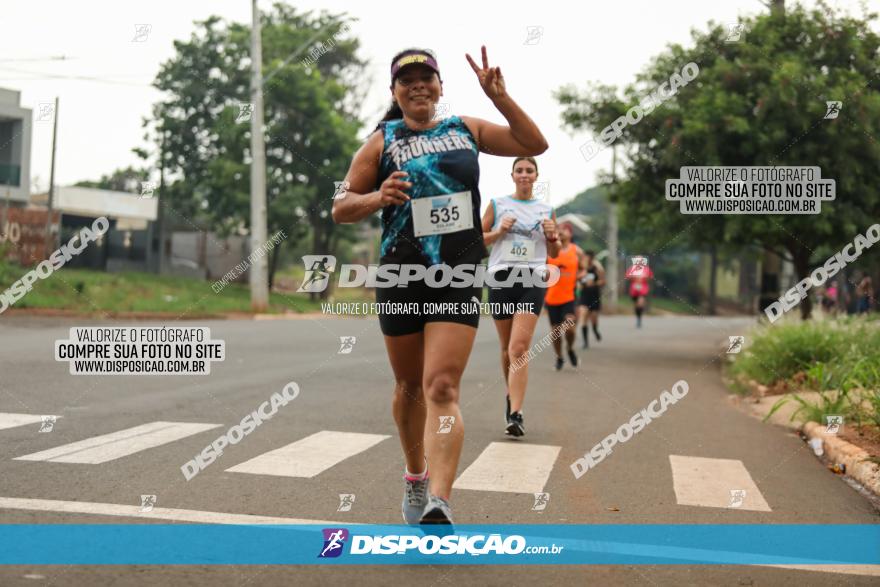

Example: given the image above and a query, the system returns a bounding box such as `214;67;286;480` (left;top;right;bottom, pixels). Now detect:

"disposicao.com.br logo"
298;256;559;291
317;528;562;558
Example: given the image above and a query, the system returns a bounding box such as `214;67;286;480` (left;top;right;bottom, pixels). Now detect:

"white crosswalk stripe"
14;421;221;464
225;430;390;478
7;418;774;512
0;413;60;431
669;454;771;511
453;441;561;494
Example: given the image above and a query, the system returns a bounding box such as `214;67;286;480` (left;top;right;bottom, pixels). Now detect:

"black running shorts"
546;300;576;325
376;279;481;337
486;268;546;320
578;287;602;311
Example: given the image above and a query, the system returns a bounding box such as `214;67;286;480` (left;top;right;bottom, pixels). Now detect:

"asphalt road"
0;312;877;586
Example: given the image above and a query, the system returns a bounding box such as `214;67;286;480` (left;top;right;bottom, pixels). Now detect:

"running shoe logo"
140;494;157;512
533;181;549;199
298;255;337;293
38;415;56;433
626;256;649;278
337;494;355;512
318;528;349;558
235;102;254;124
824;101;842;119
338;336;356;354
524;25;543;45
726;336;744;354
728;489;746;508
825;415;843;435
437;416;455;433
140;181;156;199
725;23;746;43
332;180;350;200
531;492;550;511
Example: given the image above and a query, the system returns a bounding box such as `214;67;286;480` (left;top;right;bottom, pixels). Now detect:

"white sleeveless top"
487;195;554;273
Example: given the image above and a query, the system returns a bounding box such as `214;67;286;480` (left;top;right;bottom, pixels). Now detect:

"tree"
556;2;880;318
74;166;148;194
147;4;365;291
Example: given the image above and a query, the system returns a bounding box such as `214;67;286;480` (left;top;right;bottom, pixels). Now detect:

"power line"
0;65;151;87
0;55;72;63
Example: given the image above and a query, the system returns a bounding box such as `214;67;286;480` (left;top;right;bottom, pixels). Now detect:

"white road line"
226;430;390;478
0;496;356;525
763;565;880;576
453;442;561;494
0;413;59;431
14;422;221;464
669;454;771;511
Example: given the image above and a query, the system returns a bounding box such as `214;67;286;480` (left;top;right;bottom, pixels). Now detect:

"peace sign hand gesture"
465;45;506;101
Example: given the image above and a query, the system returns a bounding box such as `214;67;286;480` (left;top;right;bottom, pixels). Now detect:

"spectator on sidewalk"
855;273;874;314
820;282;838;317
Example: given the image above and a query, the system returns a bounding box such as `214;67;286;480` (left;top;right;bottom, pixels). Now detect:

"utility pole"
2;185;9;241
606;144;619;311
157;126;167;274
44;96;59;258
249;0;269;311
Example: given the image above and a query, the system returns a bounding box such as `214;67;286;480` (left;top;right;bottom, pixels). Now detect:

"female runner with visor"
482;156;559;437
332;47;547;525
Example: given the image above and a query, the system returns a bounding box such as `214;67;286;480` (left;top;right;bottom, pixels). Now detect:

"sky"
1;0;873;211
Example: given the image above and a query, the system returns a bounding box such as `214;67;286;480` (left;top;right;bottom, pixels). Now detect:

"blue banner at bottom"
1;524;878;565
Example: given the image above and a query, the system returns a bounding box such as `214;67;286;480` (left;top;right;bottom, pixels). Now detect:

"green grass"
644;296;700;315
0;259;327;315
728;319;879;388
610;295;698;315
729;318;880;427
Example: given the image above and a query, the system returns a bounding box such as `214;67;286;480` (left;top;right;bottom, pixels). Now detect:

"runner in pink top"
627;264;653;328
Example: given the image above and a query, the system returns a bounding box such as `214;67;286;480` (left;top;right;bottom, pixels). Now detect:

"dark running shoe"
555;357;564;371
593;326;602;341
568;349;579;367
506;411;525;437
419;495;453;525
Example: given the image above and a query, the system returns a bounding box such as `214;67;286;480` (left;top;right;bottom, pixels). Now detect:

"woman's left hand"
465;45;506;101
542;218;557;241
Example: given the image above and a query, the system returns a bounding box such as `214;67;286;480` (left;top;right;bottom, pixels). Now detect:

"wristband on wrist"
546;236;558;243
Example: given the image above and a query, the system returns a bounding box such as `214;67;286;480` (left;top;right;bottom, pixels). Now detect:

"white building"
0;88;32;205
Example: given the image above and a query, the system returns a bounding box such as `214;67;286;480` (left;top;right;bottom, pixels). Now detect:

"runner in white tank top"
487;196;554;272
481;156;559;437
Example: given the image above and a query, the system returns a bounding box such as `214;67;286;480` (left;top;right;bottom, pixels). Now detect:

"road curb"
802;421;880;497
730;377;880;499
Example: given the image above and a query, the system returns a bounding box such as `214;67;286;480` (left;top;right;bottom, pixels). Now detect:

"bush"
732;319;880;428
